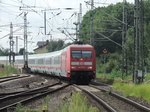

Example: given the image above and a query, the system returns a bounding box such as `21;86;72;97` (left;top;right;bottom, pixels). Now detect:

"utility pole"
42;8;61;35
133;0;144;83
90;0;94;45
23;12;29;70
9;22;15;66
78;3;82;40
44;10;46;35
73;22;78;41
122;0;128;78
16;36;18;54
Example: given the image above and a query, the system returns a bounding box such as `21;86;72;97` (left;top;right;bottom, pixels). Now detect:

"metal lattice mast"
78;3;82;40
44;10;47;35
16;36;18;54
139;0;144;82
23;12;28;69
122;0;128;77
90;0;94;45
9;22;14;66
133;0;144;83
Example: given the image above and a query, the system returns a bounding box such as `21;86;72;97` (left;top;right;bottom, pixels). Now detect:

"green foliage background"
81;0;150;74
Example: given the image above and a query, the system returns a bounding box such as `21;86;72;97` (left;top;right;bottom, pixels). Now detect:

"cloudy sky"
0;0;134;52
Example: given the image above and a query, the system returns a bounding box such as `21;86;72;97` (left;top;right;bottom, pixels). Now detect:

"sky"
0;0;134;52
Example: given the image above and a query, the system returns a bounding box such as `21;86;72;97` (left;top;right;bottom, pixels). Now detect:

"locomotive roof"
67;44;93;48
0;44;93;60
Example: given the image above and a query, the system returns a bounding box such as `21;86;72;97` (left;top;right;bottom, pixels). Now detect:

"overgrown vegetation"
0;65;18;77
14;93;99;112
81;0;150;76
58;92;99;112
113;82;150;102
15;96;50;112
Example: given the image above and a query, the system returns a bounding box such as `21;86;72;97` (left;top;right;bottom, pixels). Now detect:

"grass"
113;82;150;102
144;73;150;82
14;93;99;112
15;103;38;112
58;92;99;112
15;96;50;112
0;65;18;77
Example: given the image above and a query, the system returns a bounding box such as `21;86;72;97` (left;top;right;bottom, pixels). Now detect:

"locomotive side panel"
65;47;71;78
60;50;67;77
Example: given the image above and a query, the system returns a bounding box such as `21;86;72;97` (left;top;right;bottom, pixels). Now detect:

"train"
0;44;96;84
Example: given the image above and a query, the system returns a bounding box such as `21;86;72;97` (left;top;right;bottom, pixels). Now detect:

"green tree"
47;40;64;52
0;48;9;56
81;2;134;55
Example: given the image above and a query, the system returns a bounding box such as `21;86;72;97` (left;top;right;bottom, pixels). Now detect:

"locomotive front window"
71;50;92;59
71;51;82;58
82;51;92;58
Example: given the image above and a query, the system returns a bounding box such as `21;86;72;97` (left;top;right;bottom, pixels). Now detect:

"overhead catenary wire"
0;27;23;40
85;1;132;27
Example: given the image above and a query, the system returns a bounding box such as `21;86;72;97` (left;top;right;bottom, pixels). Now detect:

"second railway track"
74;84;150;112
0;75;30;83
0;82;70;112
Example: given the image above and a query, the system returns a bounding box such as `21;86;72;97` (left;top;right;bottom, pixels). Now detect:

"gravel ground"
96;78;150;109
0;74;58;94
94;91;143;112
127;96;150;108
112;87;150;109
24;86;75;112
2;74;149;112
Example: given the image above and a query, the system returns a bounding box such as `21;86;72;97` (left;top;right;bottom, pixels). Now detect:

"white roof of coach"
28;49;64;59
0;56;8;60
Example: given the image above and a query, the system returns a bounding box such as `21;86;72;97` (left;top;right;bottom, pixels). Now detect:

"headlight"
88;66;92;69
71;66;76;69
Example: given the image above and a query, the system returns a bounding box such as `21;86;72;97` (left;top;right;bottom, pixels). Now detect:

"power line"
0;27;23;40
95;31;122;47
0;1;21;7
85;1;131;27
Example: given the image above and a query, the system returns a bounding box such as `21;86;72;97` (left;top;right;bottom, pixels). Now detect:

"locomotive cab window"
82;51;92;58
71;50;92;59
71;51;82;59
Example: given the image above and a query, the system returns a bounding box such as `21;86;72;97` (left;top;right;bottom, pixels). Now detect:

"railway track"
0;75;29;83
0;82;70;112
74;84;150;112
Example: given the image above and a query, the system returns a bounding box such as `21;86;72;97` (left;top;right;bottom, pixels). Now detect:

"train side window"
29;59;35;64
54;57;59;64
82;51;92;58
45;58;51;65
38;59;43;64
50;58;52;64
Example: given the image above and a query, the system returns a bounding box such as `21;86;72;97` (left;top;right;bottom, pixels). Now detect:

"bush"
58;92;99;112
97;53;121;74
0;65;18;77
113;82;150;102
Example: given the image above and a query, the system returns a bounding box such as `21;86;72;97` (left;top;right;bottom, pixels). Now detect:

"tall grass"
15;93;99;112
58;92;99;112
15;96;50;112
113;82;150;102
0;65;18;77
144;73;150;82
15;103;38;112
